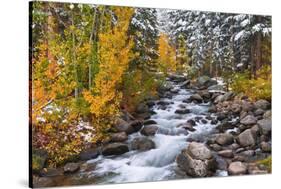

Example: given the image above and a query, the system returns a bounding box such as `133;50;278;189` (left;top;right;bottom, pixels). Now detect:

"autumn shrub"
83;7;135;143
257;156;272;173
230;65;271;101
122;69;161;112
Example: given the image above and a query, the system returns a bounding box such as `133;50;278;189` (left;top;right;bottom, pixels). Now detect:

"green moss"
257;156;272;173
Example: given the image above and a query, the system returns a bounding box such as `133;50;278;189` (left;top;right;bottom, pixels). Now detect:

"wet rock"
195;116;203;122
183;98;192;103
146;100;155;107
110;132;128;142
211;119;218;125
260;142;271;152
102;143;129;156
237;129;256;147
189;94;203;103
64;163;80;173
157;100;170;106
228;161;247;175
254;99;270;110
179;123;196;132
131;137;156;151
240;115;257;125
143;119;157;125
214;95;224;104
79;148;99;161
176;142;217;177
187;119;196;126
215;133;234;146
140;125;159;136
257;119;271;136
175;109;191;114
129;120;143;132
218;149;234;158
201;119;208;124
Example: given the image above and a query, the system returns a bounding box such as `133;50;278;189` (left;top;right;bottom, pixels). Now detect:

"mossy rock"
32;149;48;174
257;156;272;173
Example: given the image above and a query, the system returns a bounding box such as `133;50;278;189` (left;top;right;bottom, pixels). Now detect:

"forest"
31;1;272;187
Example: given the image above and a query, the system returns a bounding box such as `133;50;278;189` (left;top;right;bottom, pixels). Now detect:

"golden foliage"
230;65;271;101
83;7;135;141
158;33;177;74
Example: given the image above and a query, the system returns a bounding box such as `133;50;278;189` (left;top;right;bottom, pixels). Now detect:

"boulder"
240;115;257;125
129;120;143;132
218;150;234;158
228;161;247;175
102;143;129;156
114;118;134;134
143;119;157;125
110;132;128;142
222;92;235;101
64;162;80;173
188;142;213;160
231;103;241;114
131;137;156;151
175;109;191;114
187;119;197;126
263;110;271;119
176;142;217;177
260;142;271;153
197;76;211;86
257;119;271;136
254;108;265;116
178;123;196;132
79;148;99;161
189;94;203;103
215;133;234;146
254;99;270;110
140;125;159;136
241;101;254;112
199;90;211;100
237;129;256;147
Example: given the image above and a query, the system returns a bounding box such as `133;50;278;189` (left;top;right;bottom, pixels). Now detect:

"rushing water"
85;81;223;184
